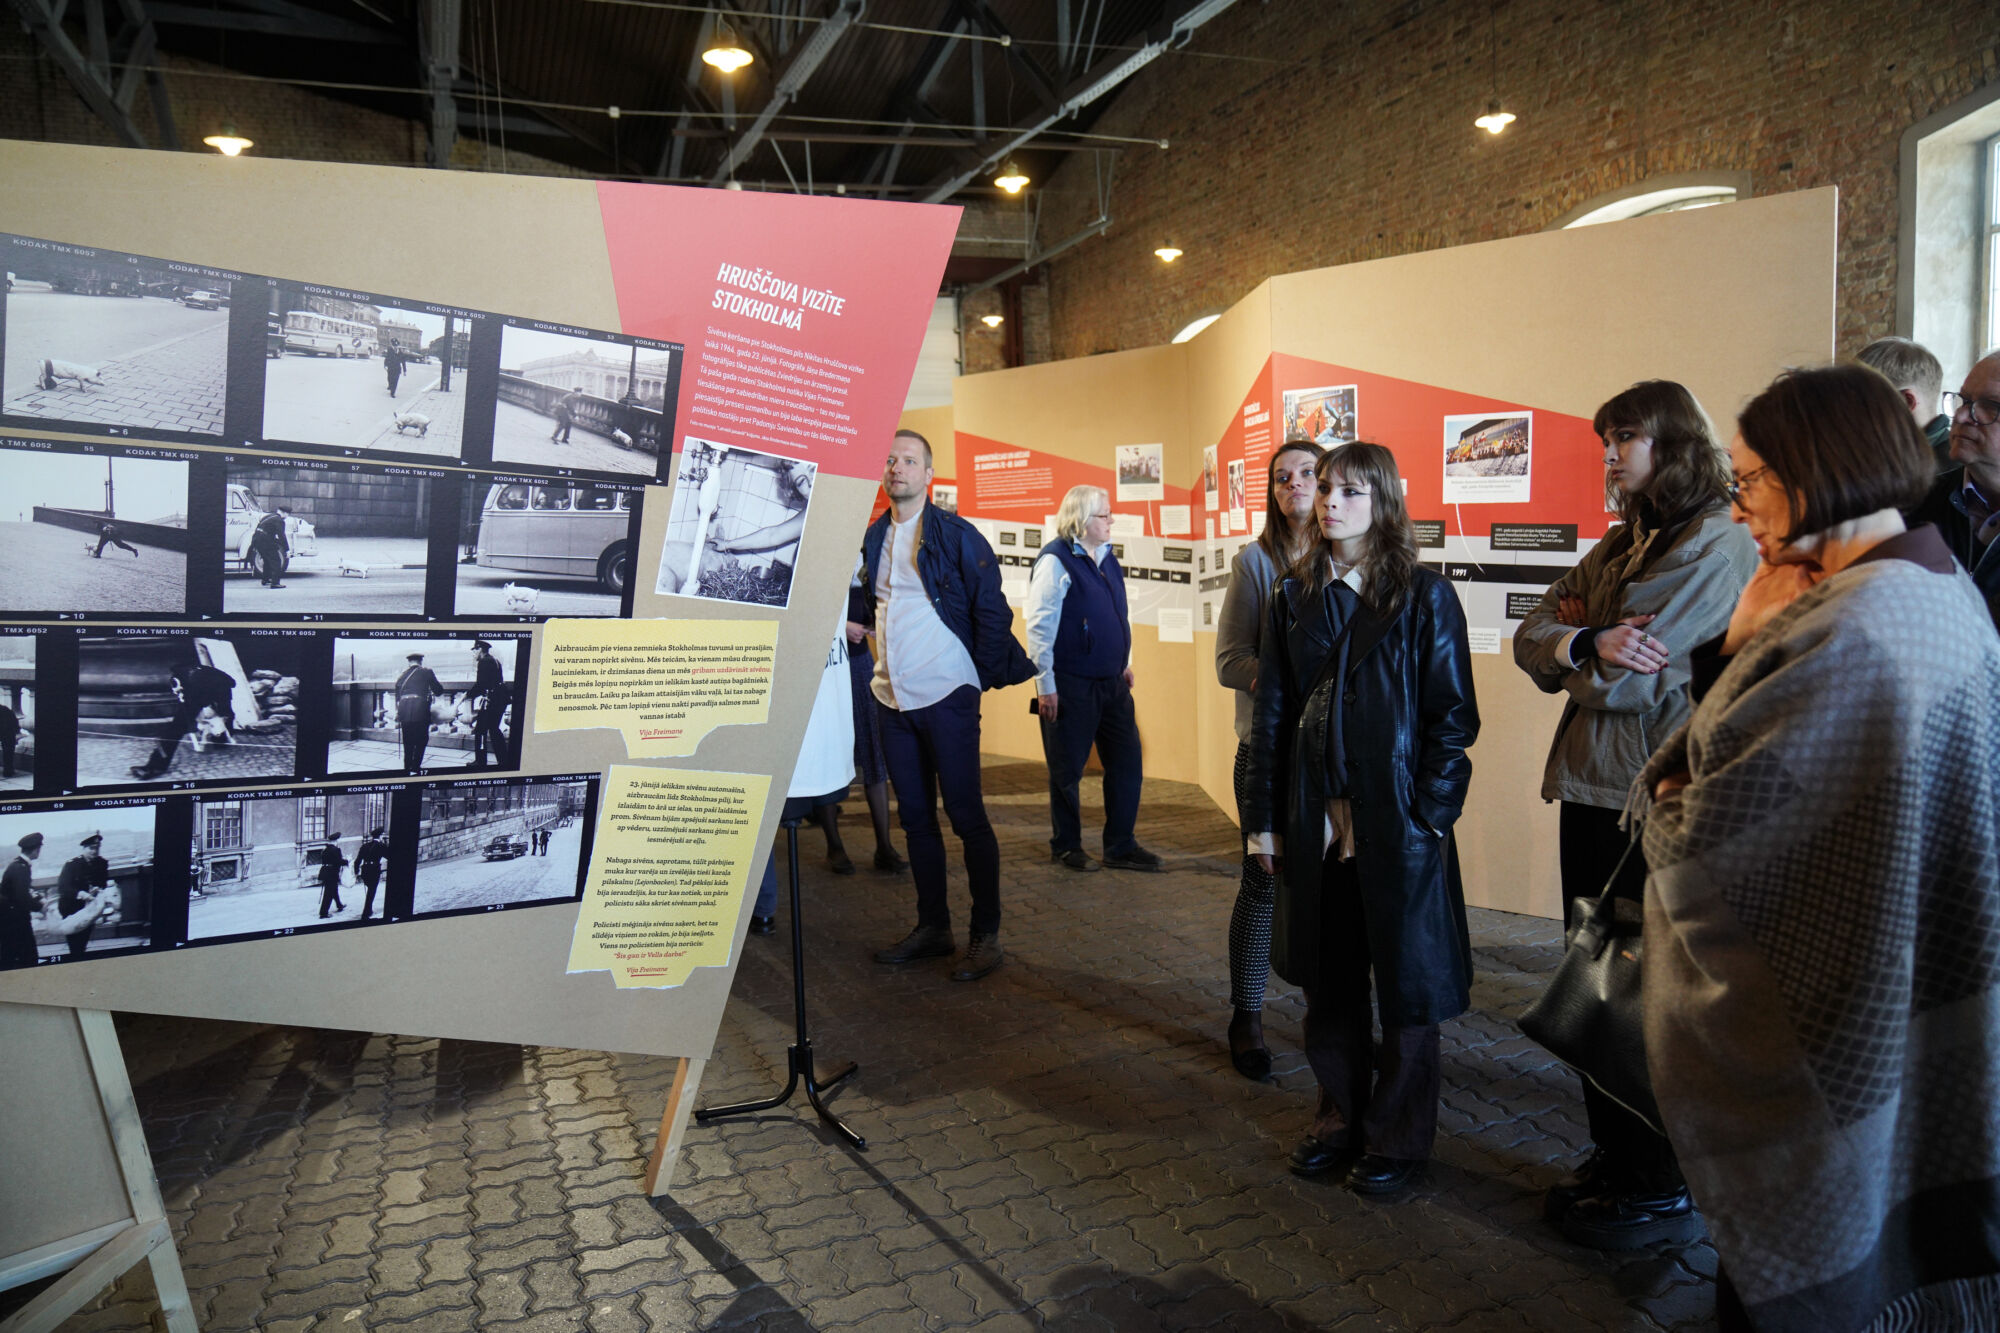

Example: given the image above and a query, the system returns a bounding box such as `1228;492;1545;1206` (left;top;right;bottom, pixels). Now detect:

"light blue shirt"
1024;537;1124;696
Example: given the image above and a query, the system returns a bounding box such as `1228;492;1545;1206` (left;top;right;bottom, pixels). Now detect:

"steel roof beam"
421;0;460;169
143;0;400;43
707;0;861;185
7;0;170;148
921;0;1238;203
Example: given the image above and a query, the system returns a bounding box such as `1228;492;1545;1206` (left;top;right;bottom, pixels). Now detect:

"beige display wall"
922;189;1837;918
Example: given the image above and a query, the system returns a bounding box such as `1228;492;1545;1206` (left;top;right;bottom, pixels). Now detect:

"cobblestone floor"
47;761;1719;1331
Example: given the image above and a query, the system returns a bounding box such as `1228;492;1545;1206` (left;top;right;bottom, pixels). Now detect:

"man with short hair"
1913;349;2000;628
56;830;111;957
1857;336;1952;471
394;652;444;771
860;429;1034;981
466;639;507;769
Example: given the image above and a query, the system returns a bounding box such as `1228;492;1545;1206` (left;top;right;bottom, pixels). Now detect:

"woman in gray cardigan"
1513;380;1755;1248
1214;438;1322;1079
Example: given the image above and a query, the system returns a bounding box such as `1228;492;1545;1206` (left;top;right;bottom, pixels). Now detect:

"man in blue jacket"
859;429;1033;981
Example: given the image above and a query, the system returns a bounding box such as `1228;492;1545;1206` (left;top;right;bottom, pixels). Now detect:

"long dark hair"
1256;438;1324;569
1592;380;1731;527
1290;442;1421;617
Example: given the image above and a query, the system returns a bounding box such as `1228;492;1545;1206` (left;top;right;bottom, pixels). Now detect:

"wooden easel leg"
642;1057;705;1197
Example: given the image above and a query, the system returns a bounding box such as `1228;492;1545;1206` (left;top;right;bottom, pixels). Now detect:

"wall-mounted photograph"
327;634;524;776
1;237;232;439
1115;443;1164;503
261;285;471;460
492;324;673;479
0;444;190;615
221;462;437;617
1442;411;1533;504
187;790;395;938
0;805;156;968
1282;384;1359;448
0;635;35;793
410;777;591;915
655;438;812;607
452;474;637;618
76;632;305;789
1202;445;1219;511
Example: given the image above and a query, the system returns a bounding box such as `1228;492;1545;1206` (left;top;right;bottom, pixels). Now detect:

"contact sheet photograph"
492;322;676;479
1;233;239;441
452;473;639;619
73;630;310;789
0;440;193;615
259;282;477;461
326;633;527;777
221;459;446;617
655;437;813;607
409;774;594;916
0;634;35;792
0;802;158;967
187;788;398;940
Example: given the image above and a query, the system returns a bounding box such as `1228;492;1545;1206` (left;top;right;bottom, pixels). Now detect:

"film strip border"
0;624;534;798
0;770;600;973
0;231;682;485
0;436;643;622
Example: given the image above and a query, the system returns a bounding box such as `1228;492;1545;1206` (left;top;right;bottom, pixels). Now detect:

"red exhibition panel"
955;431;1194;535
595;183;961;481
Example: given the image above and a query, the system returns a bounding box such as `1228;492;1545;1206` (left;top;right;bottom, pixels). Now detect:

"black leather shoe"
1052;848;1098;872
1228;1009;1271;1081
1288;1134;1350;1177
1347;1154;1423;1196
748;915;777;936
873;846;907;873
1560;1186;1701;1250
1544;1147;1617;1222
950;932;1004;981
873;923;954;964
1101;844;1165;872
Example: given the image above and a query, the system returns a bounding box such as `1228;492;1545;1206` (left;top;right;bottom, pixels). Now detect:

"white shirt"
790;602;858;797
871;512;980;712
1024;537;1128;696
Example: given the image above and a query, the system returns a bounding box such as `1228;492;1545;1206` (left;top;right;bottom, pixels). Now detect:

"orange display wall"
909;189;1837;917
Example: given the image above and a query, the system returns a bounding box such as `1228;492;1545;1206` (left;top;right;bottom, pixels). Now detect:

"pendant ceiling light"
1154;246;1183;263
994;160;1029;193
981;314;1004;328
703;19;753;73
1475;3;1515;135
202;123;253;155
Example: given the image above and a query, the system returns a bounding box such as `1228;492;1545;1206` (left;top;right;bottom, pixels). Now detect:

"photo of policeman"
261;285;470;460
186;790;395;940
491;324;674;479
0;635;35;792
74;633;304;789
0;806;156;969
0;444;190;615
221;463;435;617
326;634;526;776
410;776;591;915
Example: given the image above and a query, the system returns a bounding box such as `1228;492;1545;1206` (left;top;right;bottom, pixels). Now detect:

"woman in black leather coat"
1242;442;1479;1196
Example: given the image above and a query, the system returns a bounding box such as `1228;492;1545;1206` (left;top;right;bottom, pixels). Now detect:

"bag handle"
1570;839;1639;960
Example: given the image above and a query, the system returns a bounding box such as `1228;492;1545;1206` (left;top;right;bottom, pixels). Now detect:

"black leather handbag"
1518;844;1663;1134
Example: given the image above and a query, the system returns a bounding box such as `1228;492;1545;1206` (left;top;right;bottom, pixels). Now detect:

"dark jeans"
878;685;1000;935
1038;670;1143;856
401;722;428;771
1302;852;1441;1160
1559;800;1683;1191
359;872;381;919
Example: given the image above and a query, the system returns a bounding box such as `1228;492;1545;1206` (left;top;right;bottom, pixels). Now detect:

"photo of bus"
278;309;377;358
454;478;639;618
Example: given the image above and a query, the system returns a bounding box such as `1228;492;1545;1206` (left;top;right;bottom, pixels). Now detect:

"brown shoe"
950;932;1004;981
873;923;954;965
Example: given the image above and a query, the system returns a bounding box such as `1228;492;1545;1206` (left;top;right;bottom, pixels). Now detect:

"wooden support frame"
0;1006;196;1333
642;1056;706;1196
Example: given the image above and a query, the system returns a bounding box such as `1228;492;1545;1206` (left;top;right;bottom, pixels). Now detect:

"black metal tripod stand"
694;813;866;1150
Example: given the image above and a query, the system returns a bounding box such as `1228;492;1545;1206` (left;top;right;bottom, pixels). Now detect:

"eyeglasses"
1726;464;1774;506
1089;512;1112;521
1943;391;2000;427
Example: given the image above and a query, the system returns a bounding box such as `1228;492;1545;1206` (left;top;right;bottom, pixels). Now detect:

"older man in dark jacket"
1910;350;2000;629
858;429;1034;982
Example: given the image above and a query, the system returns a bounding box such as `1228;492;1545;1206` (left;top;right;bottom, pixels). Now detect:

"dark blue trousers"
877;685;1000;935
1039;670;1143;857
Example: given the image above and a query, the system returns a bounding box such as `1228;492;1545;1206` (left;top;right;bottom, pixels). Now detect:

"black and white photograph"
655;437;812;607
1115;442;1165;503
222;462;439;617
0;444;190;614
2;236;233;438
453;474;637;618
492;323;673;478
1443;411;1534;504
930;483;959;514
76;632;306;789
0;635;35;793
1202;444;1218;512
187;790;396;939
262;286;472;460
410;777;590;915
1226;458;1247;531
0;805;157;969
328;634;525;776
1282;383;1359;447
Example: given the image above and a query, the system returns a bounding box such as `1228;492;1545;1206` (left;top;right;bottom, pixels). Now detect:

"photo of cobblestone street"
2;280;229;436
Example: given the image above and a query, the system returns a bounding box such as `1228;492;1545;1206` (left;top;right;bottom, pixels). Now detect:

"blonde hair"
1053;485;1109;544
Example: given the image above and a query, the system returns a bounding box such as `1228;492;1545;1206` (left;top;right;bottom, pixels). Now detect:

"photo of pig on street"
221;463;437;617
491;324;672;478
260;286;470;459
0;445;190;614
326;635;525;776
452;474;638;619
74;633;304;789
2;238;233;438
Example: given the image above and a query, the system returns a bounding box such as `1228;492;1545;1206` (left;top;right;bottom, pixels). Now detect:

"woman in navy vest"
1025;485;1162;873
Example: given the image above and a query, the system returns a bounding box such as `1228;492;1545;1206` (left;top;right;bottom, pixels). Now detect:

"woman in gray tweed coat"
1635;364;2000;1333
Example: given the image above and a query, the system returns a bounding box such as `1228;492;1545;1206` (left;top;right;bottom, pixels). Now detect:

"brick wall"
1037;0;2000;361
